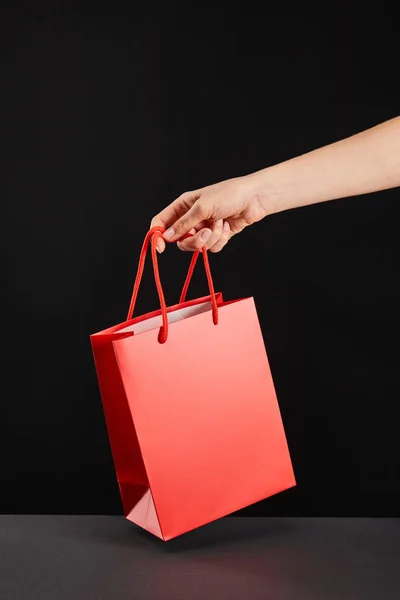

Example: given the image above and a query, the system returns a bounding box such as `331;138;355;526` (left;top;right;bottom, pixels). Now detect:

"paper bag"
91;227;295;541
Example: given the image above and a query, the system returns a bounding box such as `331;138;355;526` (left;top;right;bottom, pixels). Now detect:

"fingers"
206;219;224;249
177;227;214;251
177;219;224;251
177;220;231;252
163;197;213;243
151;192;200;253
209;220;231;252
150;190;229;253
153;227;166;253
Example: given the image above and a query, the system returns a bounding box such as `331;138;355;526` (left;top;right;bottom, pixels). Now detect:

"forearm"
253;116;400;214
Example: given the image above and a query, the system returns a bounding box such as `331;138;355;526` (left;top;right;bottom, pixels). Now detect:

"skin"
151;116;400;253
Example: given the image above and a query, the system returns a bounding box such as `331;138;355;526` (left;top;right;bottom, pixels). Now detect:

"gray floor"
1;516;399;600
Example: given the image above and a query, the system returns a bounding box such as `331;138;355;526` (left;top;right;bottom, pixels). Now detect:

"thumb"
163;198;212;242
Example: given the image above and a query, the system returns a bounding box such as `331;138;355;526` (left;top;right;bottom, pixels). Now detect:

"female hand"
151;174;270;253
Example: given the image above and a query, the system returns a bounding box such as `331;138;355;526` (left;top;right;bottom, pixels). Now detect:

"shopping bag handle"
126;226;219;343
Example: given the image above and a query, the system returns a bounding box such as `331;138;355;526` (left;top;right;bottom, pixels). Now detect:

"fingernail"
216;219;223;228
164;227;175;240
223;221;230;231
201;228;212;242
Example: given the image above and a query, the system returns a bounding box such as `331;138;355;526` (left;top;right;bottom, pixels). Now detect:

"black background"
2;3;400;517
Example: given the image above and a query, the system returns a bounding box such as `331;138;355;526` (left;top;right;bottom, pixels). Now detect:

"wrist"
243;169;282;218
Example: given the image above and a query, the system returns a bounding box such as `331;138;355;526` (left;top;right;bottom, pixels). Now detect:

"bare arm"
152;116;400;252
256;116;400;214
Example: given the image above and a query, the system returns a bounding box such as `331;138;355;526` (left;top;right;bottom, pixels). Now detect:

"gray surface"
0;516;399;600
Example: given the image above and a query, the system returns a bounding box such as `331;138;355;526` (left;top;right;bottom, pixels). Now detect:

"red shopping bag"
91;227;295;541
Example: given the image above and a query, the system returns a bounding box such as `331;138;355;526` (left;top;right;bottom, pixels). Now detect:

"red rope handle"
126;227;218;343
179;251;199;304
179;244;218;326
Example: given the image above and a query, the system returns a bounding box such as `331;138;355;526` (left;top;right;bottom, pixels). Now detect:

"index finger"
150;193;199;253
150;202;180;253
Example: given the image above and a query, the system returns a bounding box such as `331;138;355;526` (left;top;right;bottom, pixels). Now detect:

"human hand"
151;174;270;253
